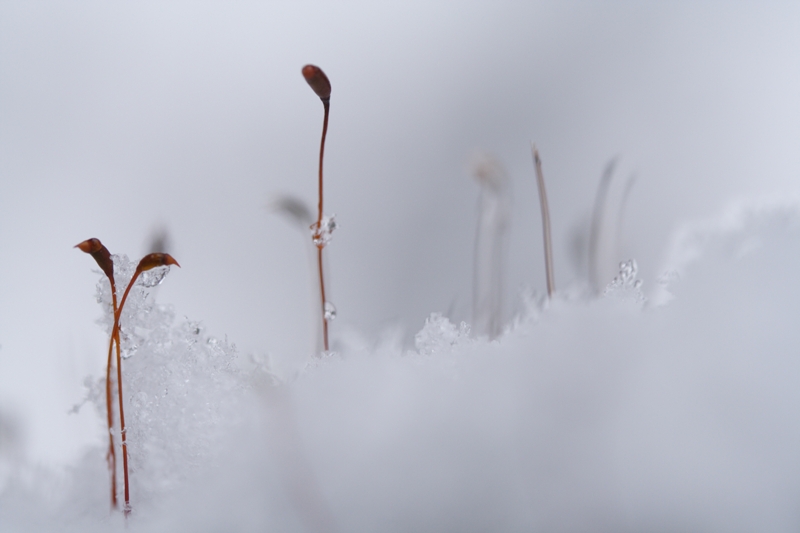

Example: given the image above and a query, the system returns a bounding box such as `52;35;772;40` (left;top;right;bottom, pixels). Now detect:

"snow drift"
2;197;800;532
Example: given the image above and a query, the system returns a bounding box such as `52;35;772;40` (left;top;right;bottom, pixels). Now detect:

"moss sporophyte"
302;64;334;353
78;240;179;517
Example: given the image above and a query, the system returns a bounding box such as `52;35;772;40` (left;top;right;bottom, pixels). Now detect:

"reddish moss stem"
111;272;139;517
109;253;179;517
317;99;330;352
303;65;333;353
106;286;118;510
75;239;119;511
317;99;329;223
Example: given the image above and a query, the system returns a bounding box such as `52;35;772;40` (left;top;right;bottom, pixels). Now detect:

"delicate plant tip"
75;238;115;280
137;253;180;272
75;237;102;254
302;64;331;101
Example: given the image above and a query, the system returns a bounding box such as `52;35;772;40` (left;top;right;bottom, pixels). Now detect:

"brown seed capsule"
75;238;115;280
302;64;331;101
75;238;102;254
136;253;180;273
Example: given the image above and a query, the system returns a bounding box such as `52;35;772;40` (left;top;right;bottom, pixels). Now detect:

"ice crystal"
140;265;170;288
603;259;645;304
323;301;337;321
414;313;472;356
311;214;337;247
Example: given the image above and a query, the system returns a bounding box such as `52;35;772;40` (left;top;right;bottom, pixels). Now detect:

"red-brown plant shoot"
75;238;119;510
110;252;180;516
302;64;333;352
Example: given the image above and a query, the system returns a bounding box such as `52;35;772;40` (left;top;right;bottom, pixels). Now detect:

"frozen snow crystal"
603;258;645;304
119;336;138;360
311;213;337;247
414;313;472;356
324;301;337;321
140;265;171;288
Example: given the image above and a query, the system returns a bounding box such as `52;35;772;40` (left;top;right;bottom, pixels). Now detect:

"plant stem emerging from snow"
106;291;119;510
531;144;555;298
75;238;118;511
110;252;180;517
302;64;333;352
471;154;508;339
317;100;330;352
589;158;617;293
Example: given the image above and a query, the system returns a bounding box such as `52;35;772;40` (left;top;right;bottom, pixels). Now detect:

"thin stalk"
111;276;137;517
317;100;329;225
303;64;333;353
471;154;508;339
316;99;330;351
588;158;617;292
115;330;130;516
614;174;636;266
106;288;118;511
531;144;555;298
75;238;118;510
110;252;180;517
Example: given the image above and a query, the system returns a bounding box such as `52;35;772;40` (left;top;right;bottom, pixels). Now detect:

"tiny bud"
137;253;180;273
75;238;114;280
75;238;103;254
302;64;331;101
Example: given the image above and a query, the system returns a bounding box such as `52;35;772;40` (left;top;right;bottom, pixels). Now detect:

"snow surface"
2;198;800;531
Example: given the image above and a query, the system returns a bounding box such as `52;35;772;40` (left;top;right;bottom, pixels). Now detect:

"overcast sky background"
2;1;800;466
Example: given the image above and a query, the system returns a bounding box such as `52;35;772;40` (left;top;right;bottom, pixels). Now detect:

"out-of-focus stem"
532;144;555;298
471;153;508;339
589;159;617;292
615;174;636;268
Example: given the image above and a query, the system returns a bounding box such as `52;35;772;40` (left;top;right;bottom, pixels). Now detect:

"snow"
3;198;800;531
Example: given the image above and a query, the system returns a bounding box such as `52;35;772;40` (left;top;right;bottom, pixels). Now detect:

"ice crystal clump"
603;258;645;304
118;327;138;360
414;313;472;356
323;301;337;321
311;214;337;247
140;265;170;288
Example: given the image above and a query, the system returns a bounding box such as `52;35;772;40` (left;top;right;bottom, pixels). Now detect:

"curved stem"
532;144;555;298
115;327;129;517
588;158;617;292
317;99;330;225
110;269;141;517
106;283;118;511
316;99;330;352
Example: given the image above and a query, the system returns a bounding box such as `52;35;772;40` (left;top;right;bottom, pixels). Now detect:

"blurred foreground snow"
3;197;800;532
